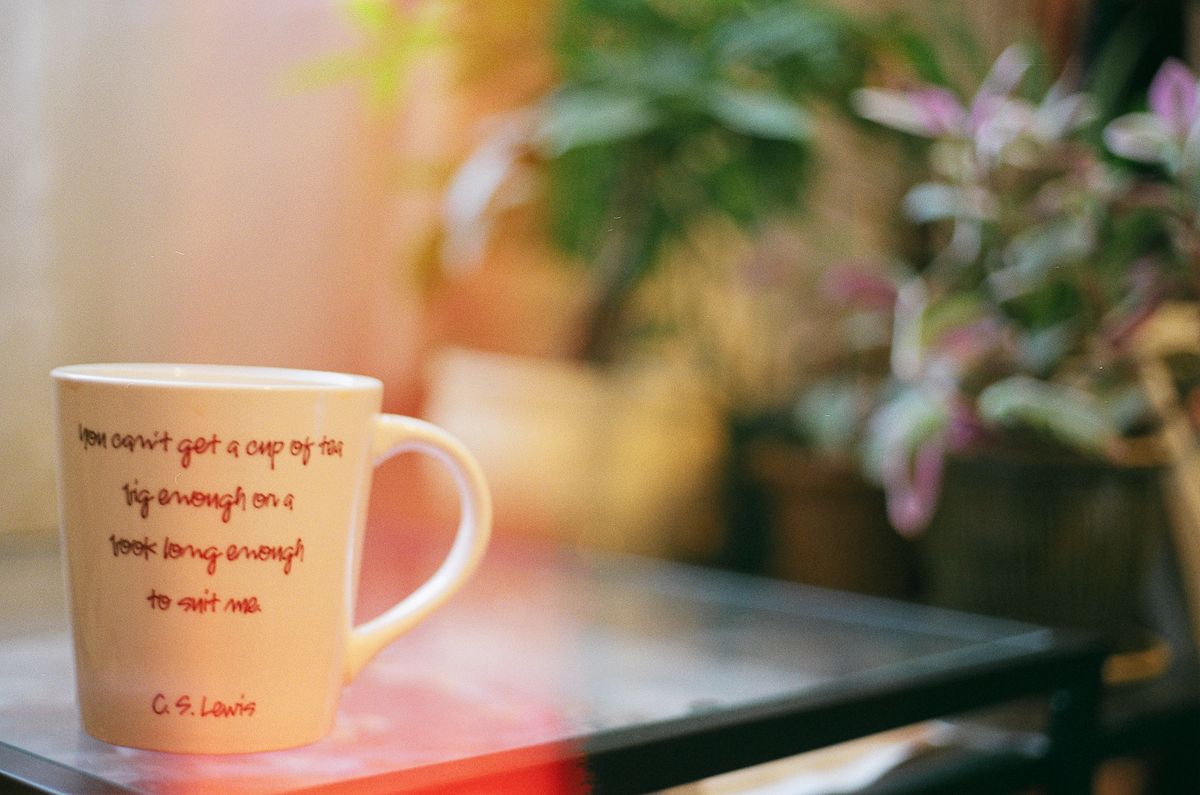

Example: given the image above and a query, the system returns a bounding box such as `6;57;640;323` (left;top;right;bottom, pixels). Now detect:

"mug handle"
344;414;492;682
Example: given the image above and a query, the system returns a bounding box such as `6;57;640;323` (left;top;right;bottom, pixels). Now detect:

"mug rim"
51;363;382;391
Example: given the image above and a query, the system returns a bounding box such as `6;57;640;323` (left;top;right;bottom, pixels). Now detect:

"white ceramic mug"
51;363;492;753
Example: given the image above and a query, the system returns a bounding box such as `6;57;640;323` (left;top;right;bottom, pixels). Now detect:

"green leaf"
989;218;1093;302
715;4;841;68
997;279;1085;331
977;376;1116;453
902;183;963;223
546;145;625;257
624;43;707;100
706;86;812;143
862;385;948;483
690;135;811;225
923;293;988;341
1015;323;1075;374
1103;113;1176;166
536;90;661;155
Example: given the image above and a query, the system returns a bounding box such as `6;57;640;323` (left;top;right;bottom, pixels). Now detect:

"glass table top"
0;525;1092;794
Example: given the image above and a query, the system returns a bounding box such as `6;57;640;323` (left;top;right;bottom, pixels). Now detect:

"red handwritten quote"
75;424;345;615
76;424;347;719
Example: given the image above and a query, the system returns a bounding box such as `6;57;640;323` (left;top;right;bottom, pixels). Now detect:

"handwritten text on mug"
77;424;344;469
74;422;342;633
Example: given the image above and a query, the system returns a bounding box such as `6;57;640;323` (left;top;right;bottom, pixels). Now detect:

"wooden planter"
918;452;1169;649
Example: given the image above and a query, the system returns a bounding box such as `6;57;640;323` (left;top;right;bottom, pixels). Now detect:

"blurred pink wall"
46;1;430;387
3;1;442;531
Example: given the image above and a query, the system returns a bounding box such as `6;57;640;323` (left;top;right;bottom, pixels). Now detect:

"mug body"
52;364;381;753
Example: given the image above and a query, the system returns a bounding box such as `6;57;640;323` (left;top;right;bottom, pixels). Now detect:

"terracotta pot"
747;440;917;598
422;347;725;558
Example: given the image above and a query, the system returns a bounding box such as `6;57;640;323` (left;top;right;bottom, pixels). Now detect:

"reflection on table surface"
0;524;1082;794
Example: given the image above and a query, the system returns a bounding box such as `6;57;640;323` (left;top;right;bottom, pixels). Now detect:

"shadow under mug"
52;363;492;753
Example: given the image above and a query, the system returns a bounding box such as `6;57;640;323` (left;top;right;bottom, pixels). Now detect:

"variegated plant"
819;46;1186;535
1105;58;1200;285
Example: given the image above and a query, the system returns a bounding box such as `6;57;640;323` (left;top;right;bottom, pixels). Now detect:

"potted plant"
823;45;1192;647
439;0;884;357
427;0;897;557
